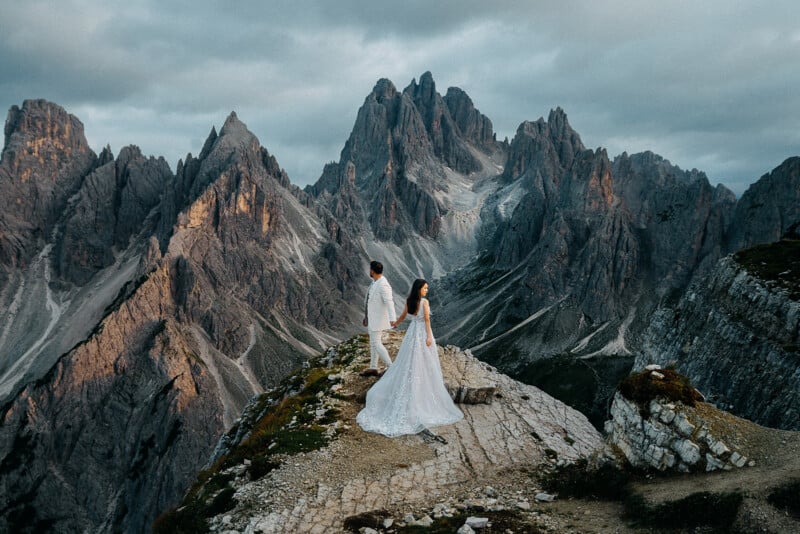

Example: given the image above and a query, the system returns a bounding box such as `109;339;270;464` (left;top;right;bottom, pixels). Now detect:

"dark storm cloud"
1;1;798;195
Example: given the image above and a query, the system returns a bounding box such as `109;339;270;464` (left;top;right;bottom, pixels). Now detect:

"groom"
362;260;396;375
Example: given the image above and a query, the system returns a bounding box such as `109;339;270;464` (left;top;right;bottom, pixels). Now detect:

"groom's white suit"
365;275;396;368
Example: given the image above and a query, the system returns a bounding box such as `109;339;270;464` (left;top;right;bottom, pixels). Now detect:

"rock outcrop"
160;332;602;533
54;145;172;285
605;389;754;472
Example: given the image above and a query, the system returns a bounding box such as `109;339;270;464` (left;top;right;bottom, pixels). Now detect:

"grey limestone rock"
0;100;97;270
728;156;800;250
638;254;799;429
605;392;754;472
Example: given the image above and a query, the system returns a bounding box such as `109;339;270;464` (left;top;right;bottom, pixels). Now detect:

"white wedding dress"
356;299;463;437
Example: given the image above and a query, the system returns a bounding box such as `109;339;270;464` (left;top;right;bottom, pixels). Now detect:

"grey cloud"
1;1;797;196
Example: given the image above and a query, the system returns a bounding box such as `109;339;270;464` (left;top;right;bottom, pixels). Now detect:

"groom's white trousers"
368;330;393;368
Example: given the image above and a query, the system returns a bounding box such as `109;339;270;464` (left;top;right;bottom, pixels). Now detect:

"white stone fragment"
730;452;748;468
659;409;676;424
466;516;489;528
673;413;696;437
672;439;701;465
413;515;433;527
535;492;556;502
705;453;725;471
648;399;663;415
708;438;730;457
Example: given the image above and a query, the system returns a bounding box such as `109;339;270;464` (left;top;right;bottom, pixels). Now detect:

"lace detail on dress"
356;299;463;437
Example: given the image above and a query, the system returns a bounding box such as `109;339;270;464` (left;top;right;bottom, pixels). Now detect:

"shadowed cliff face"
435;112;706;357
728;156;800;250
434;110;741;423
638;245;800;430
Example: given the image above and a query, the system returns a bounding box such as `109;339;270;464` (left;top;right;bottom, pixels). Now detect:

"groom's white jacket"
366;276;397;331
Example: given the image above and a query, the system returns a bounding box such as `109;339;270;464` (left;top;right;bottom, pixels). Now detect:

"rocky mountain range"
0;72;797;532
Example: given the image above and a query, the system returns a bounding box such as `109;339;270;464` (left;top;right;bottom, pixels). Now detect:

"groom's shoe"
359;368;379;377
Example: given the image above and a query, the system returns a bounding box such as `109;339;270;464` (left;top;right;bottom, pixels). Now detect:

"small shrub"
618;367;702;411
343;509;390;532
152;506;207;534
624;491;743;531
204;487;237;517
543;459;631;501
767;479;800;519
249;455;280;480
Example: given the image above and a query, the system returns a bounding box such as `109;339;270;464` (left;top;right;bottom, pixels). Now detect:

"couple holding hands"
356;261;463;438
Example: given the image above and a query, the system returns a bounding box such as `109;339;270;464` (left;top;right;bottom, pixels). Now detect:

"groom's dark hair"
370;260;383;274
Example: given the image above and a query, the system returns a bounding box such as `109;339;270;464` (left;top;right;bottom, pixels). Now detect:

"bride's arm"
391;303;408;328
423;300;433;346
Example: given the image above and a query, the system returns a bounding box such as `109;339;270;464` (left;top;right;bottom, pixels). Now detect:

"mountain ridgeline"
0;72;798;532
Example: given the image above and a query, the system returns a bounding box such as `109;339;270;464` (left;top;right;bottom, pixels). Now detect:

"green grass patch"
767;478;800;519
619;367;702;413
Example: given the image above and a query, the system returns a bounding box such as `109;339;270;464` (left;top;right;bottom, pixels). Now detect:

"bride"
356;279;463;437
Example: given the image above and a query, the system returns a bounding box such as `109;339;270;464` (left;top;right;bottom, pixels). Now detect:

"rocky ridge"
0;110;360;533
307;72;505;287
165;331;602;533
605;379;755;472
160;334;800;534
0;100;96;274
638;242;800;430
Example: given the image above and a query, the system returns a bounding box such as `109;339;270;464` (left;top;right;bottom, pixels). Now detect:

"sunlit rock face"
0;99;97;271
0;106;360;533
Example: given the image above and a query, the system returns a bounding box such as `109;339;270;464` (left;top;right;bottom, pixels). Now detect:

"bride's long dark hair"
406;278;427;316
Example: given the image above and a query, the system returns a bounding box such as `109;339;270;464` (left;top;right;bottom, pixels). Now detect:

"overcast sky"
2;1;798;196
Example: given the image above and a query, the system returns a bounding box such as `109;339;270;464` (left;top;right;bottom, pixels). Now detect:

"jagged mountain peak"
216;111;259;151
729;156;800;249
2;98;94;170
403;70;437;99
369;77;399;102
0;99;97;269
515;107;584;153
